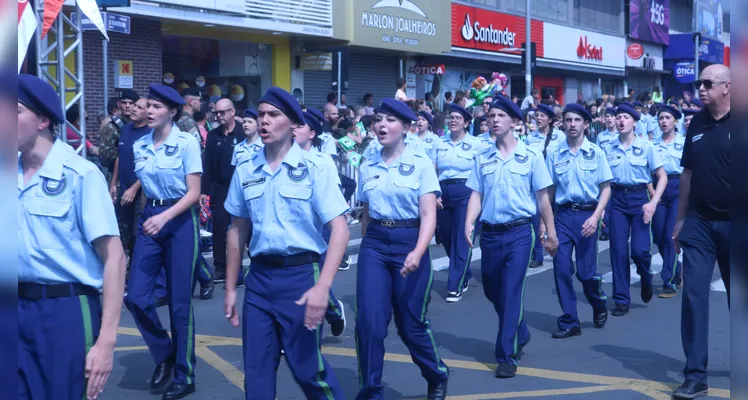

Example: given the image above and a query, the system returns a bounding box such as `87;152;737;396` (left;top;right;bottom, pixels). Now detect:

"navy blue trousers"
530;212;544;263
124;205;198;385
242;260;344;399
679;215;730;384
319;225;348;325
609;188;654;306
651;178;681;290
18;288;101;400
601;202;611;236
553;208;608;330
437;181;474;292
480;223;533;365
355;224;449;399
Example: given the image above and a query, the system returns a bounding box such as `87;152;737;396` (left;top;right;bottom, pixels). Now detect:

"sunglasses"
215;109;234;116
695;79;728;90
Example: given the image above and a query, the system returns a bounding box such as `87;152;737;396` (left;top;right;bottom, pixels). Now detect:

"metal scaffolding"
34;0;86;157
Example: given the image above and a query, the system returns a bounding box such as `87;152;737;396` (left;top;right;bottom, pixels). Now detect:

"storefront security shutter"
303;70;332;110
346;53;398;110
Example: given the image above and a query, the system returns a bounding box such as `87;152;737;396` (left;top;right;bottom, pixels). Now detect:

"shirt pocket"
508;163;531;188
156;156;183;170
668;147;683;165
242;185;265;223
24;198;73;250
579;161;598;182
481;166;497;188
554;161;572;185
629;154;648;167
278;184;313;222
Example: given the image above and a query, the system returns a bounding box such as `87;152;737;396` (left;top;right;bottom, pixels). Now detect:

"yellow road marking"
117;328;730;399
447;384;623;400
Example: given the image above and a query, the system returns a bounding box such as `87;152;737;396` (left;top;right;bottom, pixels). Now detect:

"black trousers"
339;174;356;203
210;185;231;275
679;214;730;384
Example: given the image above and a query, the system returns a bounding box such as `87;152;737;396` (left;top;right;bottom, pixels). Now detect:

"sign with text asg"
630;0;670;45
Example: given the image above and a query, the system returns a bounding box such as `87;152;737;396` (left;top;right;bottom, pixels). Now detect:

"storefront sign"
627;43;644;60
664;34;724;64
542;23;625;70
629;0;670;45
410;64;446;75
114;60;133;89
70;12;131;34
352;0;451;55
625;40;664;70
301;53;333;71
451;3;544;56
673;61;696;83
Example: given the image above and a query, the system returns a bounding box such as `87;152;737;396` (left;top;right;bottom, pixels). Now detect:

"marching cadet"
414;110;439;160
435;104;490;303
231;109;263;167
651;105;685;298
223;87;347;400
524;104;565;268
597;107;619;241
545;104;612;339
356;99;449;400
178;87;204;148
123;85;203;399
602;103;667;317
682;108;697;132
632;101;650;141
18;74;126;400
465;96;558;378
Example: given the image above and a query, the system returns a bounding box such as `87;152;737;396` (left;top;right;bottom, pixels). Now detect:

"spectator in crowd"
454;91;468;108
443;91;453;112
396;77;414;102
338;92;348;110
521;89;539;111
327;92;338;107
65;105;98;156
363;93;375;115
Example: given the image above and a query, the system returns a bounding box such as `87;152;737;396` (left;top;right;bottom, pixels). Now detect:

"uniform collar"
366;140;417;168
164;124;181;147
39;139;68;180
558;137;593;155
250;142;304;174
485;138;527;161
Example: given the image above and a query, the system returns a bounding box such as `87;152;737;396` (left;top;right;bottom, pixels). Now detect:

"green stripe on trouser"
422;248;449;375
595;219;608;301
79;296;94;400
457;224;477;290
513;227;534;360
312;262;335;400
185;207;199;385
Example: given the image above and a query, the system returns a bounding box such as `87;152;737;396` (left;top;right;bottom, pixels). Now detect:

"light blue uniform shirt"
652;135;685;175
648;116;663;141
318;132;338;157
413;131;440;161
635;118;649;140
434;133;490;181
602;136;663;186
477;132;493;146
231;135;263;166
363;133;430;160
677;117;686;136
224;143;348;256
133;125;203;200
18;140;119;290
358;142;441;220
466;141;553;224
596;129;619;147
546;138;613;205
525;128;566;155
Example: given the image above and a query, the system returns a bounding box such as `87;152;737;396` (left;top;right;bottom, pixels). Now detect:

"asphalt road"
106;224;730;400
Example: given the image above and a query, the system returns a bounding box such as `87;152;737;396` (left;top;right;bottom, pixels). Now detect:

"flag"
18;0;37;73
41;0;63;38
77;0;109;40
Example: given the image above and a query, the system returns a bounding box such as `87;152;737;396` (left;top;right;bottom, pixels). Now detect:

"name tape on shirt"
242;177;266;188
362;175;380;185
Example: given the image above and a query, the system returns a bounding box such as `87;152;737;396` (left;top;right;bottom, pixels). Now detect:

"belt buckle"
571;204;580;211
381;219;395;228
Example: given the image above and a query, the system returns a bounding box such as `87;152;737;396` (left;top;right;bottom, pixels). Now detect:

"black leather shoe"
599;233;609;241
162;382;195;400
673;379;708;399
494;363;517;378
150;357;174;389
199;280;214;300
552;325;581;339
641;281;653;303
427;380;448;400
593;309;608;328
611;304;629;316
529;260;543;268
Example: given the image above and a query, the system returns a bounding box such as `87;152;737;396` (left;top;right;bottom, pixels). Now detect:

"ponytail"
542;124;554;158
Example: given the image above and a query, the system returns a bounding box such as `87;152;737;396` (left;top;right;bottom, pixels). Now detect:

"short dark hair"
65;105;80;124
444;91;453;100
363;93;373;103
327;92;337;103
531;89;540;96
396;77;406;89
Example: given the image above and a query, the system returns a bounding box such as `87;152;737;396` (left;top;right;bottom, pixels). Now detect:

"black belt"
667;174;681;180
611;184;647;193
370;218;421;228
252;252;320;268
439;178;467;185
481;218;531;233
147;198;182;207
19;282;99;300
559;202;598;211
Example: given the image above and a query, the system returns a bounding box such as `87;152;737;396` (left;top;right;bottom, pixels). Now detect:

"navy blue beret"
604;107;617;116
307;108;325;125
302;111;322;134
180;87;201;97
418;110;433;127
259;87;304;125
18;74;65;124
118;88;140;101
448;104;472;122
615;103;640;121
243;108;258;120
376;98;417;123
690;98;703;108
658;105;682;120
668;100;679;107
682;108;698;116
148;84;185;108
488;95;522;120
563;103;593;122
632;101;644;108
535;104;555;119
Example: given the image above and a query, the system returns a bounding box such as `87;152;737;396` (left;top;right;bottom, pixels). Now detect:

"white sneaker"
200;229;213;238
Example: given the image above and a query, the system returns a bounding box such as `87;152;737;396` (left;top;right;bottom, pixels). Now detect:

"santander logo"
576;36;603;61
461;14;474;41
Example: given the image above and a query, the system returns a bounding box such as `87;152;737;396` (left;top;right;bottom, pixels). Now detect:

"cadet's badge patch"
461;142;472;151
399;163;415;176
583;148;595;160
551;133;558;140
514;153;528;164
425;138;433;144
288;165;308;182
632;147;644;157
164;144;178;156
42;175;66;196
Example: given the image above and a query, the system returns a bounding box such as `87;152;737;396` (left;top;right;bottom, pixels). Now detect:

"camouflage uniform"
177;111;203;149
98;114;130;171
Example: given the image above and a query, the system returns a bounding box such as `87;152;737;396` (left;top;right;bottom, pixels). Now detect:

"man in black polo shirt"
672;64;731;399
201;98;246;283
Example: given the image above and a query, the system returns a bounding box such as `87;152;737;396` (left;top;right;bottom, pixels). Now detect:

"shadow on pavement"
116;352;158;391
432;331;495;365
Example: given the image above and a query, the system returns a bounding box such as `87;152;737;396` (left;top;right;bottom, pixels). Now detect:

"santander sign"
576;36;603;61
461;14;517;48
